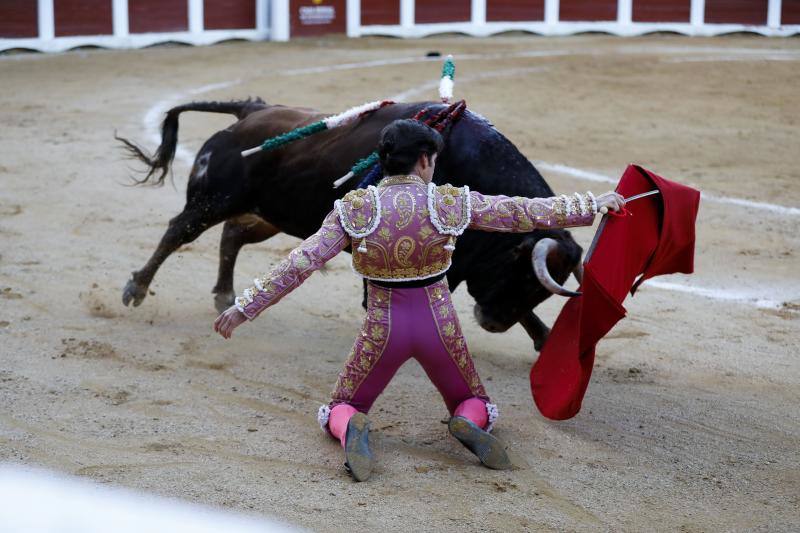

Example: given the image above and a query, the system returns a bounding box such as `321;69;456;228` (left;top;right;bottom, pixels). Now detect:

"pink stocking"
454;397;488;430
328;404;358;448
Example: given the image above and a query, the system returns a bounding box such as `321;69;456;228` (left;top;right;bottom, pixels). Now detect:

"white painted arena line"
281;50;572;76
534;162;617;185
144;80;242;166
535;161;800;217
637;46;800;56
640;280;789;310
636;46;800;62
282;55;444;75
281;46;800;76
150;63;550;164
387;66;549;101
537;162;800;309
663;55;800;63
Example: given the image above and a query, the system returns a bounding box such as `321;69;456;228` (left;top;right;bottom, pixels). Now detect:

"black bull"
116;99;584;350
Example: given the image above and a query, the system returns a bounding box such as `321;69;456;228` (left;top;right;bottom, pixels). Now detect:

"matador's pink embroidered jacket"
235;175;597;319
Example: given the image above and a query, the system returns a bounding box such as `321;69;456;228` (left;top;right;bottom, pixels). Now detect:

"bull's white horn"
532;238;582;298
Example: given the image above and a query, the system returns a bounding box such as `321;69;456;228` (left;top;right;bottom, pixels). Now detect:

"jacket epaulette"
335;185;382;239
428;183;472;236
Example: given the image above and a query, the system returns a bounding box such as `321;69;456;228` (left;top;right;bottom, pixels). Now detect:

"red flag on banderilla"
531;164;701;420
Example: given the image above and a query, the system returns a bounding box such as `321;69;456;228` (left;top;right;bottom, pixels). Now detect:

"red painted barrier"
559;0;617;22
204;0;257;30
705;0;767;25
416;0;471;23
633;0;691;23
782;0;800;25
361;0;400;25
0;0;38;38
129;0;189;33
487;0;544;22
55;0;113;37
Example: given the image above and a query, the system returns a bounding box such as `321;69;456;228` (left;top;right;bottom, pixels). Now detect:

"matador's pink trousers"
326;278;491;447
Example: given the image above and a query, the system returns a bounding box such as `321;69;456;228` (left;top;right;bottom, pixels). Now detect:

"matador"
214;119;625;481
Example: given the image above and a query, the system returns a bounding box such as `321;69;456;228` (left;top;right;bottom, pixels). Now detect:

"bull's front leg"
518;311;551;352
123;203;226;307
213;215;281;313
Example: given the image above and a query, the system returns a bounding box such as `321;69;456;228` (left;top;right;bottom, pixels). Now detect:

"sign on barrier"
291;0;346;36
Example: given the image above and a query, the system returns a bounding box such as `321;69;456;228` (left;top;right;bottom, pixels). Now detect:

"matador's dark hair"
377;119;444;176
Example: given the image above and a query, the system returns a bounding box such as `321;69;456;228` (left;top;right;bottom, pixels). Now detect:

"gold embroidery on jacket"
393;236;416;268
378;174;425;187
393;191;416;230
353;262;450;280
417;225;434;240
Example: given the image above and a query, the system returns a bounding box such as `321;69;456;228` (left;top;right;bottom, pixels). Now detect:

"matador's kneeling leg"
320;404;373;482
344;412;373;481
449;398;512;470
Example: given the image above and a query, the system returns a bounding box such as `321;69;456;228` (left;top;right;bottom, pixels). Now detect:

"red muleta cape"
530;164;701;420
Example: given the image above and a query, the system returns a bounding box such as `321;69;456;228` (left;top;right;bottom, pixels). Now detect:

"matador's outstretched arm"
235;210;350;320
468;191;598;232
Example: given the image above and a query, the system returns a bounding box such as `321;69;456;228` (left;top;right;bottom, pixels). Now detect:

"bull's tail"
115;97;267;186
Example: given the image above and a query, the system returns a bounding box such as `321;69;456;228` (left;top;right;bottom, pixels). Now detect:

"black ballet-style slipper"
448;416;512;470
344;412;373;481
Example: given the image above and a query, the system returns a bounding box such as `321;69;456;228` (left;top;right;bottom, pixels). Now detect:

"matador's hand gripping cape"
531;165;701;420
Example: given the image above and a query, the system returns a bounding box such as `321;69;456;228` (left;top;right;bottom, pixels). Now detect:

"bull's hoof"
214;290;235;313
122;278;147;307
534;328;550;352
